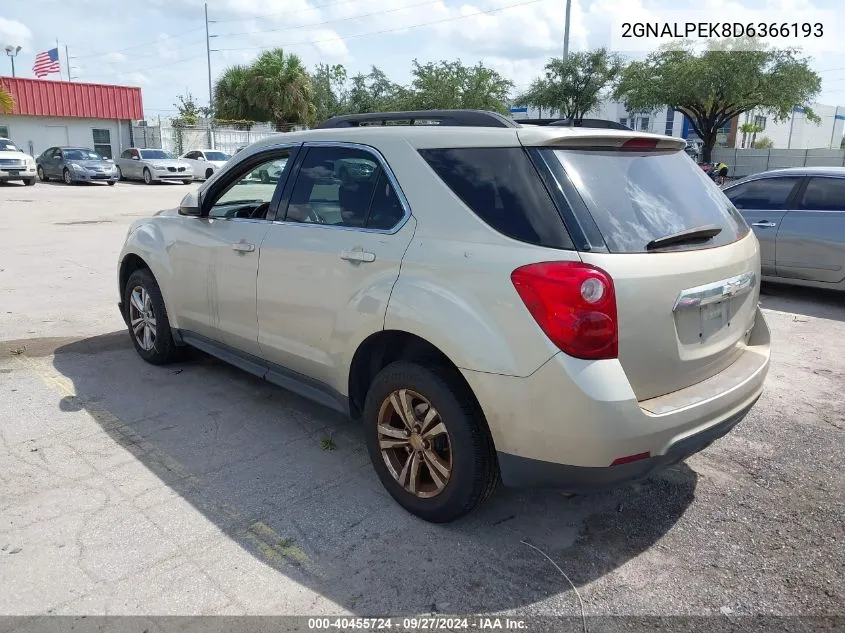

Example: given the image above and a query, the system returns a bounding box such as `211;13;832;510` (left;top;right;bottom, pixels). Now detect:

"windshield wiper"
646;225;723;251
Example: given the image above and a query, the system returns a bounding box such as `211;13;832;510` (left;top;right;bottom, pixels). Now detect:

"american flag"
32;48;61;78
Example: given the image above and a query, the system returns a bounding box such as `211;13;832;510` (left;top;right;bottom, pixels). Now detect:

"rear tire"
363;361;499;523
124;268;179;365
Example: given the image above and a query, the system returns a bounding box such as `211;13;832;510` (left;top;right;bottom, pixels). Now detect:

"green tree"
346;67;409;113
739;122;763;148
213;49;314;130
310;63;348;124
516;48;624;121
615;39;821;162
0;83;14;114
171;91;205;127
406;60;513;113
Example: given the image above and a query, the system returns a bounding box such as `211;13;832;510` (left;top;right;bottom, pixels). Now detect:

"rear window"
549;149;749;253
419;148;573;249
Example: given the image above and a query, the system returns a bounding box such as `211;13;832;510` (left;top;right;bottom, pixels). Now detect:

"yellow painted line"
15;354;321;577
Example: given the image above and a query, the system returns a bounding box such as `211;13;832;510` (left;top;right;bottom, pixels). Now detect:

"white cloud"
0;17;32;48
104;51;127;63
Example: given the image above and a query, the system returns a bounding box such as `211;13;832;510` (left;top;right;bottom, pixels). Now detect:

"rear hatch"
525;132;759;401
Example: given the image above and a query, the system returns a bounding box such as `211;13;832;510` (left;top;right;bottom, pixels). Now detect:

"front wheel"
363;361;499;523
143;168;153;185
182;179;192;185
205;168;214;180
23;178;36;186
37;166;48;182
107;181;116;186
124;268;179;365
63;168;73;185
116;166;123;181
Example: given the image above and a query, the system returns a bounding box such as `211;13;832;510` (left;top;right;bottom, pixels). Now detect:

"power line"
70;27;206;61
214;0;445;39
214;0;548;53
79;53;208;80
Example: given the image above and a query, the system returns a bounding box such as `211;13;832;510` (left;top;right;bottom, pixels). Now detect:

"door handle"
231;241;255;253
340;249;376;263
751;221;777;228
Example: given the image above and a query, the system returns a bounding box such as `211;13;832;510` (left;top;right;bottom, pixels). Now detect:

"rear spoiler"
517;127;686;151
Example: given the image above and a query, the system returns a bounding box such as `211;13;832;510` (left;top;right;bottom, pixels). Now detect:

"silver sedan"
115;148;194;184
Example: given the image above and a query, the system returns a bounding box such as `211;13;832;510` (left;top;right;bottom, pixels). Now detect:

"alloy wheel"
128;285;157;351
377;389;452;498
63;169;72;184
144;169;152;184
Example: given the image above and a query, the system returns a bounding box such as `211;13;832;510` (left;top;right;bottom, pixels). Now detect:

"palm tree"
214;64;259;122
250;49;314;130
0;83;15;114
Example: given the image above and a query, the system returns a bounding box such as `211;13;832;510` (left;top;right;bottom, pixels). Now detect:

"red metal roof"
0;77;143;120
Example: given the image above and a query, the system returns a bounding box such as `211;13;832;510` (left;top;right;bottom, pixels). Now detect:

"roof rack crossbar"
315;109;520;129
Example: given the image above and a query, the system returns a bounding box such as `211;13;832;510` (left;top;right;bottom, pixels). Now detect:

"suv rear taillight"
511;262;618;360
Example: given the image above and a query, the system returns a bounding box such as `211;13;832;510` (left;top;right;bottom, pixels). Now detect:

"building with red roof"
0;77;143;159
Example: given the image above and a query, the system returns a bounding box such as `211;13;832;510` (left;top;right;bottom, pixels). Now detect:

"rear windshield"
549;149;749;253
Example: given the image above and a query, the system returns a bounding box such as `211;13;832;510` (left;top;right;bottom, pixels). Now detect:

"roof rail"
315;109;520;129
518;118;633;131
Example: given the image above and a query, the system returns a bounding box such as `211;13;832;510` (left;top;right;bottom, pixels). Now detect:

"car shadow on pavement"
759;282;845;323
47;331;698;614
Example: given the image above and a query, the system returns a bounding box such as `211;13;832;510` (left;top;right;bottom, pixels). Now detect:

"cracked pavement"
0;181;843;617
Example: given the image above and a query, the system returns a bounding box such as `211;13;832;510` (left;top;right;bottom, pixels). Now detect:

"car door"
725;176;803;277
775;176;845;284
182;151;201;176
256;143;415;391
48;148;64;178
172;146;299;356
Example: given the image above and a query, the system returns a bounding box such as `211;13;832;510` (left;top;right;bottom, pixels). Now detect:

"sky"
1;0;845;121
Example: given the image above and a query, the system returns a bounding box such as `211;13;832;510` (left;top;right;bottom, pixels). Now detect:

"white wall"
734;104;845;149
510;101;685;137
0;115;132;158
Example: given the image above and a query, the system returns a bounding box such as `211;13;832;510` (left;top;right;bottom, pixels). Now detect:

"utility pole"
65;45;73;81
787;108;797;149
829;106;840;149
205;2;215;149
563;0;572;60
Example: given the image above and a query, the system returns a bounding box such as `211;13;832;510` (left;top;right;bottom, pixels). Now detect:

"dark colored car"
723;167;845;291
36;147;119;185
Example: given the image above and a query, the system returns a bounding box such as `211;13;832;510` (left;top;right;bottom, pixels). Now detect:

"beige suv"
117;110;771;523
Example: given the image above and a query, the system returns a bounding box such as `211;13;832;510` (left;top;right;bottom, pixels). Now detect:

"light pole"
563;0;572;60
4;45;21;77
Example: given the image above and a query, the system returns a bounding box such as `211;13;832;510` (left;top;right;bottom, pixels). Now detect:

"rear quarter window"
549;148;749;253
418;147;573;250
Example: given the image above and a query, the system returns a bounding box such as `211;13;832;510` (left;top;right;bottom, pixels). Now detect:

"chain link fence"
712;148;845;178
130;123;278;156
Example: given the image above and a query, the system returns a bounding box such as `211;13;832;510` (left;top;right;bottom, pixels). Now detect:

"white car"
0;137;37;186
180;149;231;181
117;110;770;523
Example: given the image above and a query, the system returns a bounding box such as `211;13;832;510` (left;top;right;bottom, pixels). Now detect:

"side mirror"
178;191;202;217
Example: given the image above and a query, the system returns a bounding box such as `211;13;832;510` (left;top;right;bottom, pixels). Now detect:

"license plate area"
700;299;730;340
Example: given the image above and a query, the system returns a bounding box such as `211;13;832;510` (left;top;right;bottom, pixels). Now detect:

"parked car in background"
117;109;770;523
0;137;37;186
36;146;118;185
179;149;231;181
723;167;845;291
115;148;193;185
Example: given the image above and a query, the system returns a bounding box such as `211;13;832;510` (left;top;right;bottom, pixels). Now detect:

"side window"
208;150;293;220
725;177;801;211
284;146;381;228
366;171;405;230
120;149;131;159
418;147;573;249
798;177;845;212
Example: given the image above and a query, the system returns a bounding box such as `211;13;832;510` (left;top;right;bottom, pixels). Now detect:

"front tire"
143;168;153;185
363;361;499;523
23;178;36;186
205;168;214;180
124;268;179;365
116;166;123;181
37;166;48;182
182;179;192;185
107;181;116;186
63;168;73;185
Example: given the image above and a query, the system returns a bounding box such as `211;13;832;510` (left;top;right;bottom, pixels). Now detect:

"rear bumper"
497;395;756;490
461;307;770;490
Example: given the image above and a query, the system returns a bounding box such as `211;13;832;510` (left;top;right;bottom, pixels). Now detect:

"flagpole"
56;38;64;80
